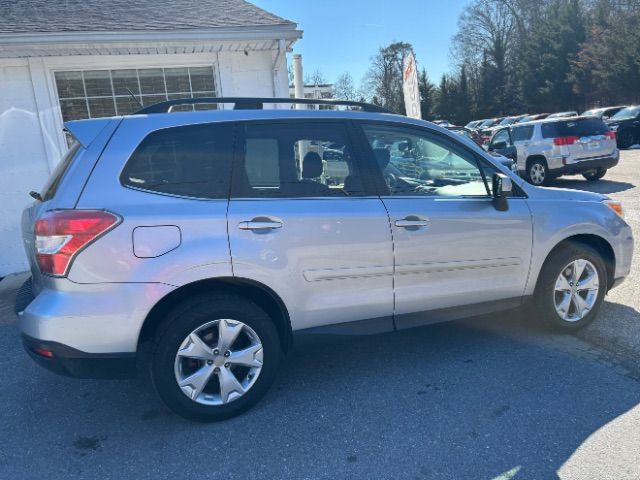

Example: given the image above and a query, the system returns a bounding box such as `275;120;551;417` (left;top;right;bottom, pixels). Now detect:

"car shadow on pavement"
577;301;640;379
547;177;635;194
2;315;639;479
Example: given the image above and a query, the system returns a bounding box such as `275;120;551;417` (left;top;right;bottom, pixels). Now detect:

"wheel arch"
137;277;293;352
538;234;616;291
526;154;548;171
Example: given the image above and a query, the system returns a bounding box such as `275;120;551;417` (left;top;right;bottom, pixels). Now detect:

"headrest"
303;152;323;178
373;148;391;169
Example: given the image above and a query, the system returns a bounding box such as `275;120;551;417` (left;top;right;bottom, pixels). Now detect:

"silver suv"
487;117;619;185
17;98;633;422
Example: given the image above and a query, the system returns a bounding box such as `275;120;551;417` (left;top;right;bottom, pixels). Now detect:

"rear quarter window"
120;123;233;199
512;125;534;142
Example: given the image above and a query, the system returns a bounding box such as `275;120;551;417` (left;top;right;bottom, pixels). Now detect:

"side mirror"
491;141;507;150
492;173;513;200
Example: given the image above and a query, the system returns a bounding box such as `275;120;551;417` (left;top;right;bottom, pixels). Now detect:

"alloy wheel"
529;163;546;185
174;319;264;405
553;259;600;322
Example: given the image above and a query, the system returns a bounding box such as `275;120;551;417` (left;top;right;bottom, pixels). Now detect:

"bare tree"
305;68;327;85
333;72;356;101
452;0;517;70
365;42;414;113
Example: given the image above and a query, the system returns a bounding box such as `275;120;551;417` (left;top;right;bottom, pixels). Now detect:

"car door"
227;120;395;333
356;121;533;329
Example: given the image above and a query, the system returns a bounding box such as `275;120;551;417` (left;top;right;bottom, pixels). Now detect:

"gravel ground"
0;150;638;480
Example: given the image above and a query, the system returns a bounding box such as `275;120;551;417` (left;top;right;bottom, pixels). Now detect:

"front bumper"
21;333;135;379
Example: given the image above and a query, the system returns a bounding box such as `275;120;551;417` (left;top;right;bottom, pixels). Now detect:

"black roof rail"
134;97;392;114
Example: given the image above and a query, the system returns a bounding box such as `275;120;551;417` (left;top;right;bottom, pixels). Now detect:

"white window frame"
53;65;219;122
36;54;223;167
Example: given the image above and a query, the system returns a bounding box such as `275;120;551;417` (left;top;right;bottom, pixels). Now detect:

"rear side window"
512;125;534;142
542;119;609;138
120;123;233;199
41;142;81;201
233;121;365;198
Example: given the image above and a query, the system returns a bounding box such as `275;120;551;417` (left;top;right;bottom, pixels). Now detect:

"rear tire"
526;158;548;186
582;168;607;181
616;129;635;150
533;243;607;332
151;293;281;422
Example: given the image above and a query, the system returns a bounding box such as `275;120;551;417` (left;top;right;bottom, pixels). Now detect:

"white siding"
0;48;289;276
0;60;50;275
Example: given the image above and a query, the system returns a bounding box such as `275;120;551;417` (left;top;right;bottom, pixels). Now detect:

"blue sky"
252;0;470;87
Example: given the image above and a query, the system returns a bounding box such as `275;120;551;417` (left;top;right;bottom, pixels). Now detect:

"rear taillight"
553;136;579;146
34;210;120;277
605;131;616;140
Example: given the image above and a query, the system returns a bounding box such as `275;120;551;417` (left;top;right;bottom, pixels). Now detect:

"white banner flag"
402;52;422;119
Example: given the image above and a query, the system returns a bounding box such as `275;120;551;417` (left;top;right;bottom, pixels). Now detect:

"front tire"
526;158;548;186
582;168;607;181
151;293;281;422
533;243;607;332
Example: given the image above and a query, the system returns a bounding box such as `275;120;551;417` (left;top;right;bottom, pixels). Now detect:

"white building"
289;83;334;109
0;0;301;276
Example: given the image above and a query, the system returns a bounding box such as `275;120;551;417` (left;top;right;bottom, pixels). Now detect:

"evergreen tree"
418;68;436;120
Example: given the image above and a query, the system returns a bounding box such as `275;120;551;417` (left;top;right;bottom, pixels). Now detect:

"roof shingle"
0;0;295;34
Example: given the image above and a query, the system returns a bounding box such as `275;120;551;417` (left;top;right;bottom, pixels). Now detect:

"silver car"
487;117;619;185
17;98;633;422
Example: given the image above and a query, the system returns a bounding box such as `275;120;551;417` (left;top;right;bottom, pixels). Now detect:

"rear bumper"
21;333;135;379
17;277;175;354
550;153;619;175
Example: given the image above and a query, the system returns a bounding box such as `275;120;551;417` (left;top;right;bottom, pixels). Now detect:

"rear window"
512;125;534;142
41;142;81;201
120;123;233;199
541;118;609;139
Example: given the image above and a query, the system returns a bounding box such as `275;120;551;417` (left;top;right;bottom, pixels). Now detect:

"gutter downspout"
272;38;286;100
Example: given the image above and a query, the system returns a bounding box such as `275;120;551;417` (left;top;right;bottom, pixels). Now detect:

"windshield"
611;106;640;120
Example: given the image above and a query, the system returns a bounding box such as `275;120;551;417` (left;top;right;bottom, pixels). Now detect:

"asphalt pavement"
0;150;638;480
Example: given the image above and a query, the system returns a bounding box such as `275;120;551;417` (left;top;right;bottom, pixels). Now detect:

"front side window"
233;122;365;198
491;129;511;147
55;66;217;121
120;123;233;199
361;124;490;197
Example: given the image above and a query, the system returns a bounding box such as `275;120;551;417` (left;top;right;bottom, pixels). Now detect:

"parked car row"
463;104;639;150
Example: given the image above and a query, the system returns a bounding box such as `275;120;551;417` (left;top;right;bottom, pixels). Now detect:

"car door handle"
238;218;283;230
395;217;430;228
